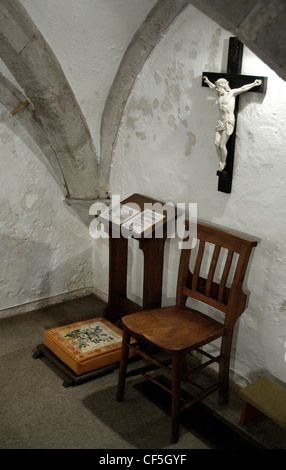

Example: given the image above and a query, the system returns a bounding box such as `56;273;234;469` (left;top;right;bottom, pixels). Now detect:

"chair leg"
116;326;131;402
218;331;233;405
171;352;182;443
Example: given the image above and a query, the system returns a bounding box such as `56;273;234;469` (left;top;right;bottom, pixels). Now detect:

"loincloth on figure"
215;119;234;136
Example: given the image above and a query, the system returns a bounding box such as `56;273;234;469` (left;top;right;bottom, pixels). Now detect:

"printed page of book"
121;209;165;235
98;204;140;225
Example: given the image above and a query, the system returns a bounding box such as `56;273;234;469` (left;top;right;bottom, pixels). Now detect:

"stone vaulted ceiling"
0;0;285;223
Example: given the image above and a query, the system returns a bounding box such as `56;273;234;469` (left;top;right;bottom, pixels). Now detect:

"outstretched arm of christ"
203;76;216;90
231;79;262;97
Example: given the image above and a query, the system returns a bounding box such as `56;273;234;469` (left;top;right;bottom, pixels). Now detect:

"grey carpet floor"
0;295;285;450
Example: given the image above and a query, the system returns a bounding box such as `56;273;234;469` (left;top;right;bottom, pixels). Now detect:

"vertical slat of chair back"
192;240;205;292
176;221;258;322
205;244;221;297
218;249;233;303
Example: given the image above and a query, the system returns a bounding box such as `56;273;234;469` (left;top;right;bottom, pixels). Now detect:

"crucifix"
202;37;267;193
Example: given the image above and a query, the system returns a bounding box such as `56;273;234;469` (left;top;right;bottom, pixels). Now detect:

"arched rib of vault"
99;0;189;194
0;0;100;201
0;71;67;195
101;0;286;194
2;0;285;206
188;0;286;83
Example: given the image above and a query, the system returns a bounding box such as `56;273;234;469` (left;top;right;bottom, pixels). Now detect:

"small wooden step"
239;376;286;428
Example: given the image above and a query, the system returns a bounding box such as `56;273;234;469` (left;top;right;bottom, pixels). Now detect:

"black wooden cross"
202;37;267;193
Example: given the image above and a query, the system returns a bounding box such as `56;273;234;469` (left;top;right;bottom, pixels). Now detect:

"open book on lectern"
97;203;166;237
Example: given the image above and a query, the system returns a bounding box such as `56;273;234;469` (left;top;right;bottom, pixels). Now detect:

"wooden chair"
116;221;258;443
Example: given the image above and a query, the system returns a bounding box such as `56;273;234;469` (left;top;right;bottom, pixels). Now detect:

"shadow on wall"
0;233;93;319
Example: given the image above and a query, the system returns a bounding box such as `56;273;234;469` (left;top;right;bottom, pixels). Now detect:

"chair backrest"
176;221;258;326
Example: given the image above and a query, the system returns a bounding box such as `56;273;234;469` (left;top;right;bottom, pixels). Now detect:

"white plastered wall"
0;94;94;319
94;5;286;385
0;0;156;319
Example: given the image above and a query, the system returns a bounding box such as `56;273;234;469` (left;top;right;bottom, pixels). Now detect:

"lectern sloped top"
98;193;176;239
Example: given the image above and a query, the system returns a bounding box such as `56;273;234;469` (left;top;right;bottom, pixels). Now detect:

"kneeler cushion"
44;318;136;375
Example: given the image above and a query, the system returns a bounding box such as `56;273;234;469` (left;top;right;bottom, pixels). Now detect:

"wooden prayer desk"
33;193;174;386
103;193;175;323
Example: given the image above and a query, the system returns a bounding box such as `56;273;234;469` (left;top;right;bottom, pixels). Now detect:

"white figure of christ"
203;76;262;171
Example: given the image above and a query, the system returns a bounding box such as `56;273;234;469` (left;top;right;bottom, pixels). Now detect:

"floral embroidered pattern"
64;323;118;351
45;318;127;363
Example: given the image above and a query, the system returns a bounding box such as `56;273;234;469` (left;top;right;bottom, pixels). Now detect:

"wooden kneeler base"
33;343;118;387
33;318;136;387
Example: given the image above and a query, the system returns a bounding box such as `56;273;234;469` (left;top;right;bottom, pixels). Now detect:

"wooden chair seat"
122;305;224;352
116;220;258;443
